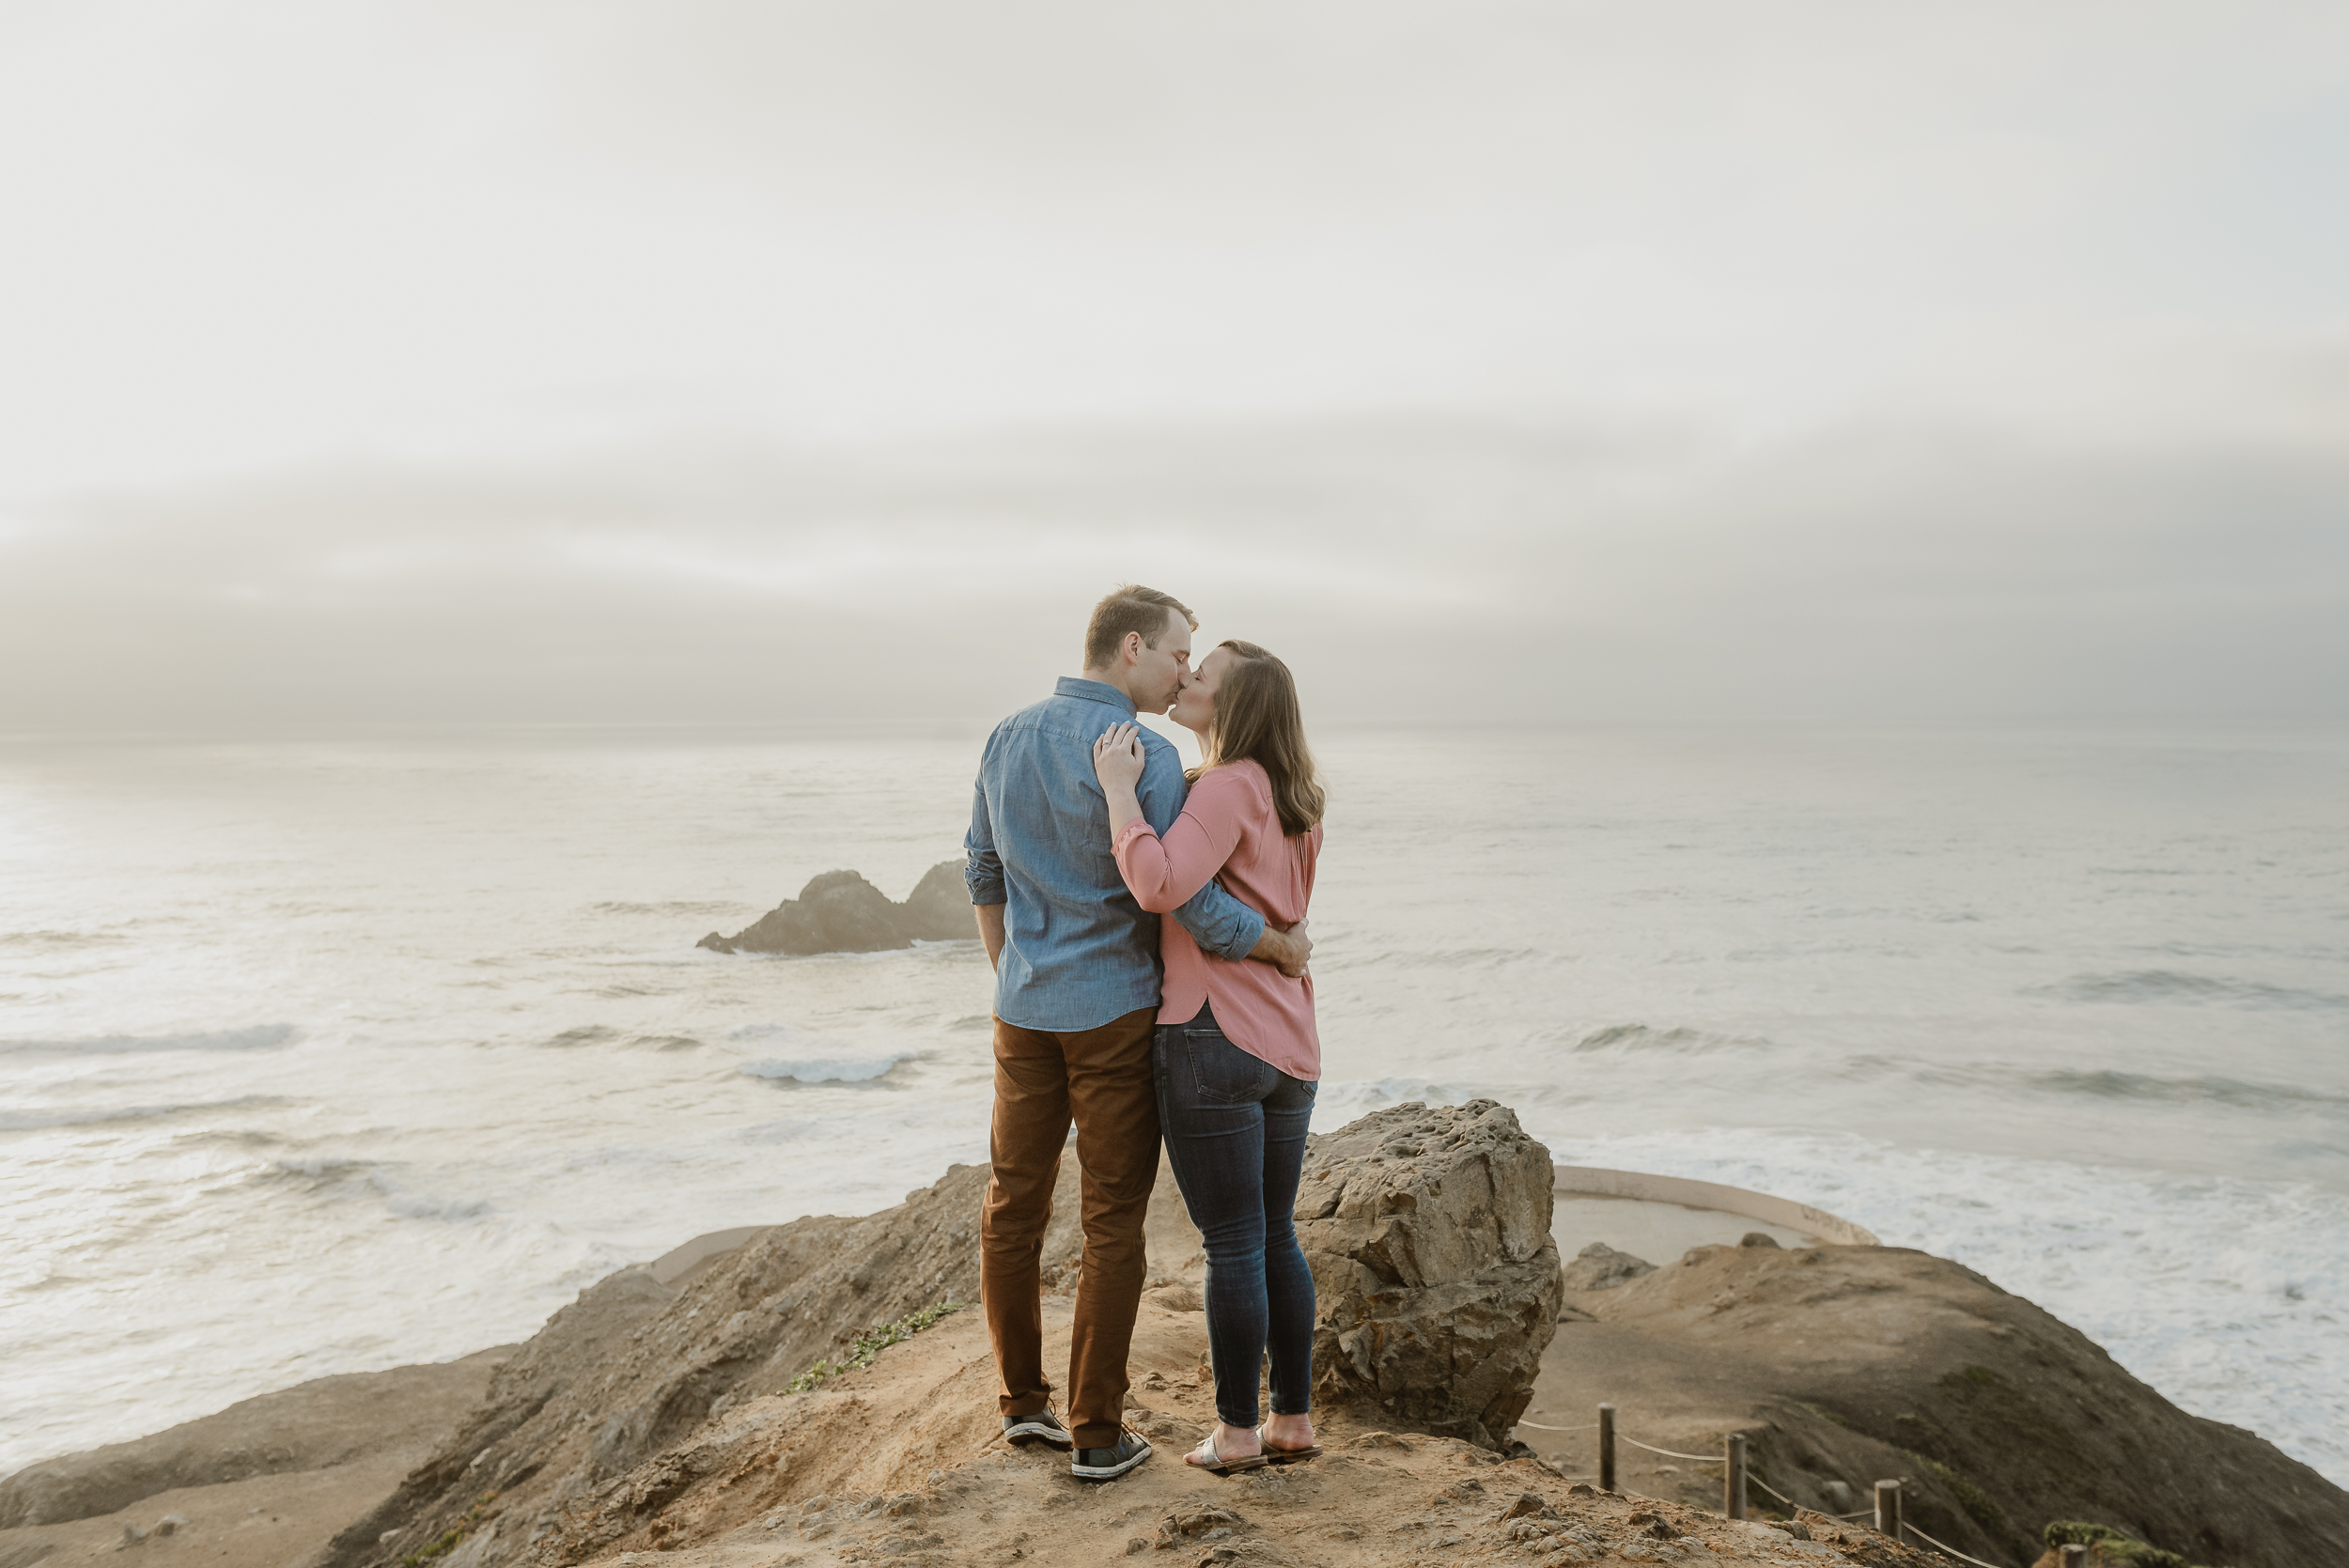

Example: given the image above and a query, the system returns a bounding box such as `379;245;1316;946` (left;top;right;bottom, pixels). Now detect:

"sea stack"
697;860;971;955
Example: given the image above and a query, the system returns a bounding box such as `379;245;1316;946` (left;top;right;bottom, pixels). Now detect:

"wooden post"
1874;1480;1902;1540
1724;1433;1747;1519
2059;1547;2088;1566
1597;1405;1617;1494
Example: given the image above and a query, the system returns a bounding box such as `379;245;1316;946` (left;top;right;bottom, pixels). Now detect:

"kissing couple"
964;583;1328;1482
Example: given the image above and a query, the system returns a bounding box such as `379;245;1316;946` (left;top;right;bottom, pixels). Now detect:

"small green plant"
2044;1519;2226;1568
1918;1455;2008;1536
786;1301;962;1395
1937;1364;2000;1394
1897;1451;2027;1564
400;1492;499;1568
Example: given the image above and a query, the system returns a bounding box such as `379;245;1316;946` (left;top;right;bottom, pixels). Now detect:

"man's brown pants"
981;1004;1159;1450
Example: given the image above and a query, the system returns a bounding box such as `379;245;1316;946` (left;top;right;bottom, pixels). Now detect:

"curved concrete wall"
1553;1164;1878;1248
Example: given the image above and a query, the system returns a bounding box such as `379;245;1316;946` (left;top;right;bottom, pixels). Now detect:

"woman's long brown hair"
1192;640;1326;836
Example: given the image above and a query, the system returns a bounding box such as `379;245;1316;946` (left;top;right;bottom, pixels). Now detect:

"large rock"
1295;1098;1563;1450
697;861;972;955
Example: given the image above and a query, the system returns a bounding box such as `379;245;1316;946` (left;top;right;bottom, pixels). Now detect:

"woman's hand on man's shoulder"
1091;722;1149;792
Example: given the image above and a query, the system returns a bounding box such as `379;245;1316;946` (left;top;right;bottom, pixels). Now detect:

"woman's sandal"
1185;1433;1269;1474
1255;1427;1322;1465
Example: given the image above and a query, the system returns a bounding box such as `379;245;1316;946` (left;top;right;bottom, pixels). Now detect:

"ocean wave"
730;1020;913;1084
2029;1068;2349;1114
0;929;128;950
375;1182;494;1221
0;1094;299;1132
546;1025;620;1048
2030;970;2349;1011
738;1053;912;1085
254;1155;381;1192
1310;1077;1470;1127
1353;945;1554;970
591;901;745;916
1568;1022;1764;1055
1841;1057;2349;1117
250;1156;494;1220
0;1023;301;1057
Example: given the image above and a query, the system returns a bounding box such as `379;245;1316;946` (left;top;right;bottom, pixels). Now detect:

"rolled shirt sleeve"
964;764;1005;907
1139;744;1265;959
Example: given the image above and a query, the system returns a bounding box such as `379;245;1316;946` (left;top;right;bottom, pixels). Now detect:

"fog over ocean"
3;722;2343;1484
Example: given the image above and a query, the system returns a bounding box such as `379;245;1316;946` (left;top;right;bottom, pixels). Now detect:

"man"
965;584;1313;1482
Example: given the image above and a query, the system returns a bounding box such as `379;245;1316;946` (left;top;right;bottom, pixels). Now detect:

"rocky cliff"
8;1101;2348;1568
1522;1235;2349;1568
313;1101;1563;1568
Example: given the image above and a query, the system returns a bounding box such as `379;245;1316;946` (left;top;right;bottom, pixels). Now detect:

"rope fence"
1619;1435;1723;1464
1514;1401;2002;1560
1745;1471;1872;1522
1900;1517;2004;1568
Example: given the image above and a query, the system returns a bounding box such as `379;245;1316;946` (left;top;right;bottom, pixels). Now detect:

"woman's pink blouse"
1111;758;1321;1081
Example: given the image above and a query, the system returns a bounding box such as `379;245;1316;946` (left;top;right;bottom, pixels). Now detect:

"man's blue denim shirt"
966;677;1268;1032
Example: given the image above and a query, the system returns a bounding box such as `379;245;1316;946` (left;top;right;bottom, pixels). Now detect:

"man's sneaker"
1003;1409;1072;1449
1070;1430;1153;1482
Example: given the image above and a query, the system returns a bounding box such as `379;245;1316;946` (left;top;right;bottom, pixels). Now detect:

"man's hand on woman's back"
1250;918;1312;979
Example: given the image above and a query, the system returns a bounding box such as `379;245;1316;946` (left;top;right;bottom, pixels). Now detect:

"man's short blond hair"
1083;584;1197;671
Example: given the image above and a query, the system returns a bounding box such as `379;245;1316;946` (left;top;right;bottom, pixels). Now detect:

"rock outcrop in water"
1295;1099;1565;1448
695;861;970;955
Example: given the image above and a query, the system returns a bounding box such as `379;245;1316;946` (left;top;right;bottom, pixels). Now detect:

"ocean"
3;722;2345;1485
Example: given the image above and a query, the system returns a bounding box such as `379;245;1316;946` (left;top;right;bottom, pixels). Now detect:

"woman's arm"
1093;727;1300;970
1091;722;1247;911
1112;770;1250;914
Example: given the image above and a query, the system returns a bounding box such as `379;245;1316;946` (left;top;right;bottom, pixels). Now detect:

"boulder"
697;861;972;955
1294;1098;1563;1449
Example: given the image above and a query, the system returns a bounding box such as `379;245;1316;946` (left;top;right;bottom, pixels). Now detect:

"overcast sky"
2;2;2343;731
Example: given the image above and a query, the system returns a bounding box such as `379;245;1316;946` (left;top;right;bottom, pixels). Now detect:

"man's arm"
1248;918;1312;978
964;756;1006;971
1136;742;1271;962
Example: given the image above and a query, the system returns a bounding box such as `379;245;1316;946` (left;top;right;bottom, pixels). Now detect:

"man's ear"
1122;630;1143;665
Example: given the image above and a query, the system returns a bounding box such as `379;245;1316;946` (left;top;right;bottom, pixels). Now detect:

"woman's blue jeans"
1153;1001;1317;1428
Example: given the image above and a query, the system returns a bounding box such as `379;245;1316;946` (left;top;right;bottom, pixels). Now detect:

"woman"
1090;639;1325;1475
